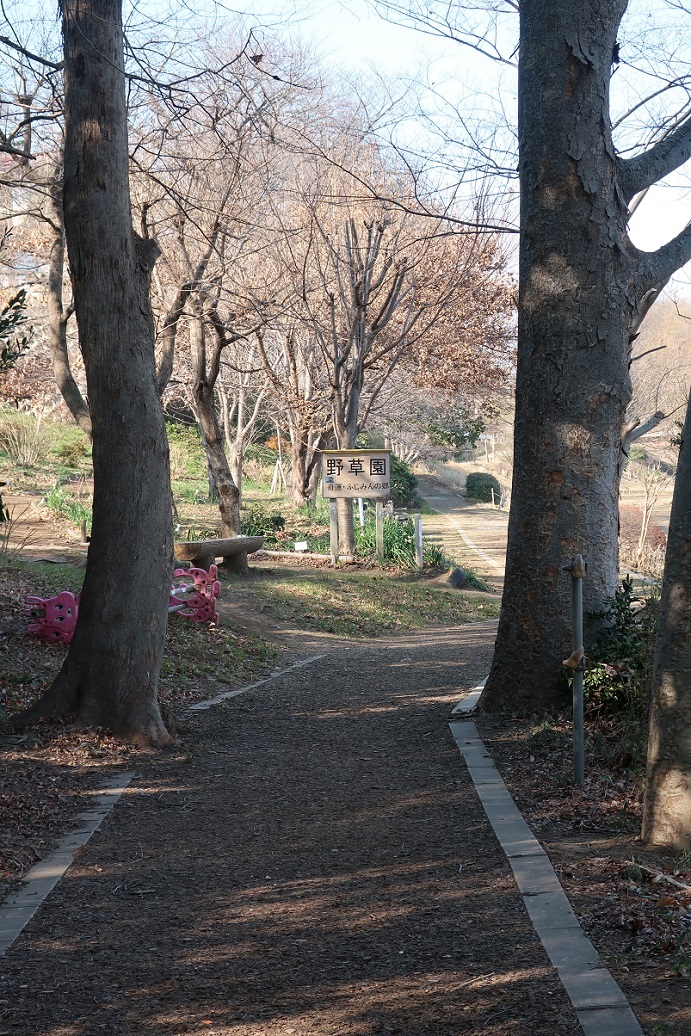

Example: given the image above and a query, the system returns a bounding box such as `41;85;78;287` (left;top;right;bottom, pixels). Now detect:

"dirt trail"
0;621;582;1036
1;490;88;562
418;477;507;592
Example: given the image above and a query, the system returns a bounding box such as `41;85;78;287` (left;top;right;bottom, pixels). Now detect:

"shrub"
628;444;648;462
165;421;206;478
356;514;453;569
582;576;658;720
465;471;501;503
56;437;90;467
240;504;286;542
390;456;420;509
0;411;48;467
357;514;417;565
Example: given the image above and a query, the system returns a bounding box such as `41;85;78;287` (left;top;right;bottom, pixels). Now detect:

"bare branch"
0;35;62;71
638;224;691;294
619;114;691;203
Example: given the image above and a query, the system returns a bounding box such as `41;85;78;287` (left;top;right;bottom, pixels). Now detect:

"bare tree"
254;322;332;506
20;0;173;745
361;0;691;708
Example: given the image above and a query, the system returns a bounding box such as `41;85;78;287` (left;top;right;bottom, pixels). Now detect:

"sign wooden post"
321;449;391;565
329;499;339;564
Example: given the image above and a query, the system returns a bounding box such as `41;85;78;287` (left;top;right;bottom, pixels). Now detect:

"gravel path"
0;623;581;1036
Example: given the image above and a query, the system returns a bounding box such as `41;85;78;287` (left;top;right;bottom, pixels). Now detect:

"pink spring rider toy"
25;565;221;645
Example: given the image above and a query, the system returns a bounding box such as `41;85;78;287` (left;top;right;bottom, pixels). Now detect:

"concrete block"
539;926;601;970
475;785;525;820
522;892;581;930
509;854;563;896
557;964;630;1010
576;1006;644;1035
488;818;546;856
448;720;480;742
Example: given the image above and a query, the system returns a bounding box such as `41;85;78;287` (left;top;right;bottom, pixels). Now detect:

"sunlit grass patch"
249;569;499;637
159;617;280;707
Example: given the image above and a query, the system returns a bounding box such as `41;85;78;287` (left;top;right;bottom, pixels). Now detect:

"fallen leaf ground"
0;524;689;1032
480;714;691;1034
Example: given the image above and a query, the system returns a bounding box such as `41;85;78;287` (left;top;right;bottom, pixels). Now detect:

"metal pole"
375;500;384;562
414;512;423;567
563;553;586;786
358;497;365;527
329;499;339;565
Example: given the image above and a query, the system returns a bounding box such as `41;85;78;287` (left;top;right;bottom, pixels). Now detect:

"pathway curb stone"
186;654;326;712
449;702;644;1036
0;771;134;957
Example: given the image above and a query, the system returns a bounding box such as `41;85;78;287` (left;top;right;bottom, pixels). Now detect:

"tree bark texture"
31;0;174;744
47;168;92;438
289;426;327;507
642;393;691;849
485;0;651;710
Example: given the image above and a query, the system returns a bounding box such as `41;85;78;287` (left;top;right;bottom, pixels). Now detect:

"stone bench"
174;535;265;574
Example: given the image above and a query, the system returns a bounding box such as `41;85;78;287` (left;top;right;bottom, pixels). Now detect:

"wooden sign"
321;450;391;499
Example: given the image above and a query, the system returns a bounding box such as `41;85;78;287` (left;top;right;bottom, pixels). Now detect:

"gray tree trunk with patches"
25;0;174;745
642;394;691;849
484;0;691;711
189;311;241;537
290;427;327;507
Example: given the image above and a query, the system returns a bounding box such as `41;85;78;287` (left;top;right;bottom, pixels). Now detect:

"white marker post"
414;513;423;567
375;500;384;561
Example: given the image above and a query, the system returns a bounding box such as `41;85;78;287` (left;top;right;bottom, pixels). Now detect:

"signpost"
321;449;391;563
562;554;586;786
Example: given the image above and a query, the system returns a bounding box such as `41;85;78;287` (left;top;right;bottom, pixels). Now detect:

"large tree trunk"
23;0;173;745
194;383;241;534
47;167;92;439
483;0;637;711
337;497;356;557
642;391;691;849
334;414;359;558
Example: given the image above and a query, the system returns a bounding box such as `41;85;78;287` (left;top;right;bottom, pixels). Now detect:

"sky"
236;0;691;293
9;0;690;285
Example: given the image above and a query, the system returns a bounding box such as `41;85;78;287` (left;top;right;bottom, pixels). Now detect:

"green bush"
390;456;420;508
56;437;90;467
240;504;286;542
357;514;416;565
0;289;30;369
582;576;658;719
165;421;206;479
465;472;501;503
356;515;449;569
628;444;648;462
